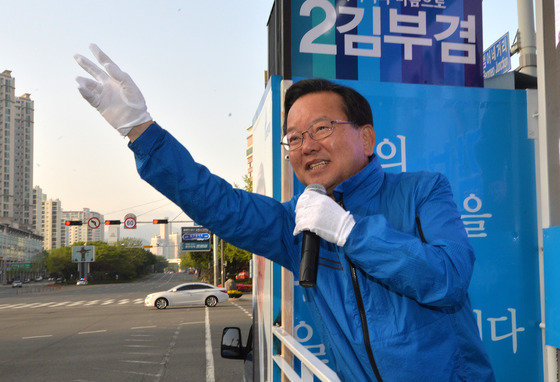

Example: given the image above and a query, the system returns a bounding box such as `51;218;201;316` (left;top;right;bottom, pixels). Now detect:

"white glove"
293;189;356;247
74;43;152;136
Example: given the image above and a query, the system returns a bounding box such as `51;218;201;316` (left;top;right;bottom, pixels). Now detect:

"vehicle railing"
272;325;341;382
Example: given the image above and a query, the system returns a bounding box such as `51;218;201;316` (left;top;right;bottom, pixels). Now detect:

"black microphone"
299;183;326;288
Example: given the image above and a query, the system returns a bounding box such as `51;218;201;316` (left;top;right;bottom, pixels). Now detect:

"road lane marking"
101;299;115;305
78;330;107;335
125;339;152;342
22;335;53;339
68;301;85;307
122;360;162;365
31;302;56;308
205;307;215;382
14;303;40;309
229;300;253;318
124;345;156;348
133;298;143;304
131;326;156;330
180;321;204;325
130;334;153;337
50;301;70;307
118;299;130;304
85;300;100;306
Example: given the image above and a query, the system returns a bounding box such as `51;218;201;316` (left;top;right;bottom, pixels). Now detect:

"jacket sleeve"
344;173;474;308
128;123;298;272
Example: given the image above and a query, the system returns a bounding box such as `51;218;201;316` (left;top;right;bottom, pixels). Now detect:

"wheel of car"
155;298;168;309
205;296;218;307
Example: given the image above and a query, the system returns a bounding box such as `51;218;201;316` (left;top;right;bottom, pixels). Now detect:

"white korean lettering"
461;193;492;238
487;308;525;354
377;135;407;172
389;8;427;35
344;7;382;57
434;15;459;41
473;309;483;340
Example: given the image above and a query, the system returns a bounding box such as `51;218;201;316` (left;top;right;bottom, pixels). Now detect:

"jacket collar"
332;155;384;206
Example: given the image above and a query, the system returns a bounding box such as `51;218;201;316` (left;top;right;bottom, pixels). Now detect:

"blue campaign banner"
544;226;560;348
291;0;483;87
483;32;511;79
292;80;541;380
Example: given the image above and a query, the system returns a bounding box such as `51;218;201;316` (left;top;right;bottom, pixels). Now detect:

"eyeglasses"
280;120;354;151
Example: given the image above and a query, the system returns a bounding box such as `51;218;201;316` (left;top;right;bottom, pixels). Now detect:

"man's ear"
360;125;375;157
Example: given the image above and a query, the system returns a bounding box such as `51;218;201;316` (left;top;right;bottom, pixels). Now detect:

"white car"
76;278;88;286
145;282;229;309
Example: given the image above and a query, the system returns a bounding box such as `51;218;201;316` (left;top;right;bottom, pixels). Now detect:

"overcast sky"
1;0;522;243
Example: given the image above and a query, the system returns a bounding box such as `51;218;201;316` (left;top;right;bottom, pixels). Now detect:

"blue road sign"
182;233;210;241
483;33;511;79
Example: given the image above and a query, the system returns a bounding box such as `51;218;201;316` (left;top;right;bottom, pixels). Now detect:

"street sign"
123;213;137;229
181;226;211;252
182;233;210;241
10;263;31;270
71;246;96;262
483;32;511;79
87;217;101;229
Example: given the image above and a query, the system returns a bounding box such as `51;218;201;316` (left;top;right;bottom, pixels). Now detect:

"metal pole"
516;0;537;76
533;0;557;380
213;234;218;286
220;239;224;285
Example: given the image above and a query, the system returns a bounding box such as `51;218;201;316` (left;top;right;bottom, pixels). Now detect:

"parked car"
12;280;22;288
34;276;43;282
144;282;228;310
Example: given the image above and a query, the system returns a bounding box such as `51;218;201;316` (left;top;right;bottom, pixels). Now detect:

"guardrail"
272;326;341;382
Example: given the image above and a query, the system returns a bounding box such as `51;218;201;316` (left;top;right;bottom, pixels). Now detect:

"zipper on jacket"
338;198;383;382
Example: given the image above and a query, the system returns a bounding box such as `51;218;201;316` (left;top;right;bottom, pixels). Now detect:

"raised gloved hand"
293;189;356;247
74;43;152;136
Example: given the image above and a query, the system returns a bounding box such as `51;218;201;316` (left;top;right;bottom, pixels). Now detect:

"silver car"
145;282;229;309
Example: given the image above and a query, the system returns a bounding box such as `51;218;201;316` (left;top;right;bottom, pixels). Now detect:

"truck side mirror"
221;327;245;359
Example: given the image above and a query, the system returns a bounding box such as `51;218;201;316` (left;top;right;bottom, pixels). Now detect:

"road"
0;273;252;382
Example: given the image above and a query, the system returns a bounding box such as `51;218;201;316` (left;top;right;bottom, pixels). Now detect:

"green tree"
46;247;74;279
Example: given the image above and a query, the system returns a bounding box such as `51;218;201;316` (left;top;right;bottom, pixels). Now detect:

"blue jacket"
130;123;495;381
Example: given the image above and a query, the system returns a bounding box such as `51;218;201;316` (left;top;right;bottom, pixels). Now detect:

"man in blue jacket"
75;44;495;381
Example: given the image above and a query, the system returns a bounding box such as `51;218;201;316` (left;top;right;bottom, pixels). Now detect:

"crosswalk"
0;298;145;311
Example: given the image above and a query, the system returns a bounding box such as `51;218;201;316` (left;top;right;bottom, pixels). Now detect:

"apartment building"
0;70;34;230
43;198;63;251
62;208;104;246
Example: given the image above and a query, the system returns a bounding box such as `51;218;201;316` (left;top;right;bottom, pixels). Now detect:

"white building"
62;208;104;245
149;223;179;260
106;225;120;244
0;70;34;230
32;186;47;236
43;198;63;251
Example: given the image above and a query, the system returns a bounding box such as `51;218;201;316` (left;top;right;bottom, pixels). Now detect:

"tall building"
246;125;253;184
62;208;104;245
32;185;46;236
43;198;63;251
0;70;34;230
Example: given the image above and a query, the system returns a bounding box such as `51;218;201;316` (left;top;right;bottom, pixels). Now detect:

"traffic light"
65;220;82;226
105;220;121;225
153;219;168;224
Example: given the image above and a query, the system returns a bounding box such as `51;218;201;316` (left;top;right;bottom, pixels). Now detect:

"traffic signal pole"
213;234;219;286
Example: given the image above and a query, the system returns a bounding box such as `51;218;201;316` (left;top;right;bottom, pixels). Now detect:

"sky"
1;0;523;243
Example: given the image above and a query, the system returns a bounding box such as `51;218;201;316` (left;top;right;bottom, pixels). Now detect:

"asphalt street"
0;273;252;382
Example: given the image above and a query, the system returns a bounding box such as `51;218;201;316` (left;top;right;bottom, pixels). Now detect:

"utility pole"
513;0;537;76
213;234;218;286
220;238;225;285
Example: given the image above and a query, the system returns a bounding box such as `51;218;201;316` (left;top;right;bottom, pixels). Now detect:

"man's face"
286;91;375;195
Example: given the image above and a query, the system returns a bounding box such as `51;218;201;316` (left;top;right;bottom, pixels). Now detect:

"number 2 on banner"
300;0;337;55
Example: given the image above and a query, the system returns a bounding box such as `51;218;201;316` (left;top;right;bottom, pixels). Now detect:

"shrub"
228;290;243;298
